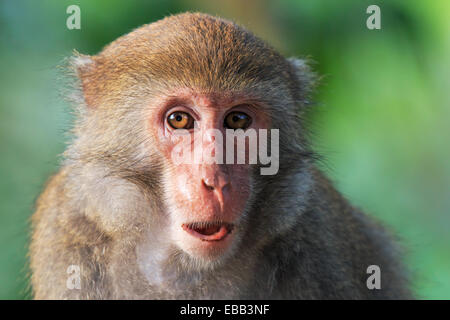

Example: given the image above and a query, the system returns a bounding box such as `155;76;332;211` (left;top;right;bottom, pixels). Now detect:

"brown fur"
30;12;410;299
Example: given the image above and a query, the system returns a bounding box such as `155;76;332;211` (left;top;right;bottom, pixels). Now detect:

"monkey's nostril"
202;179;215;191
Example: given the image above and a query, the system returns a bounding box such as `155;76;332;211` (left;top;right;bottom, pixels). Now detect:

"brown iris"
167;111;194;129
224;112;251;130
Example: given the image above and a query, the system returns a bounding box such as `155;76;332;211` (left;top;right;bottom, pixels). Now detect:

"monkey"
29;12;411;299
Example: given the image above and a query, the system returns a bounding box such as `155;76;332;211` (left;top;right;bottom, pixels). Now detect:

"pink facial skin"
149;89;270;260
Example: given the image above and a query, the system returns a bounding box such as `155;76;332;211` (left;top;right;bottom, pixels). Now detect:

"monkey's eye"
167;111;194;129
224;112;252;130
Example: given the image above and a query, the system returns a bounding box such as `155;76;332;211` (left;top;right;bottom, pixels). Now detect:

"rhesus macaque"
30;12;411;299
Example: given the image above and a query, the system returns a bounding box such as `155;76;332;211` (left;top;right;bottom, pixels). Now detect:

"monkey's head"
67;13;314;269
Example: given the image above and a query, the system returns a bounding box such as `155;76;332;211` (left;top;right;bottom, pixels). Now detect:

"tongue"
195;225;229;241
182;223;231;241
194;225;221;235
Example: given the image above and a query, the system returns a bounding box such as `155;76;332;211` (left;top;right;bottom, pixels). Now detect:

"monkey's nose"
201;175;230;210
202;178;215;191
202;175;230;192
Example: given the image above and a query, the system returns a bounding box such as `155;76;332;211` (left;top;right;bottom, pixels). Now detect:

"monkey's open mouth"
182;222;233;241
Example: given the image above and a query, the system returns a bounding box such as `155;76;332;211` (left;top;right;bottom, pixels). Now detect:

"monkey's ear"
286;57;317;106
69;51;97;108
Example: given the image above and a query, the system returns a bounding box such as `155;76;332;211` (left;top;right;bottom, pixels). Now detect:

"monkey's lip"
181;222;233;241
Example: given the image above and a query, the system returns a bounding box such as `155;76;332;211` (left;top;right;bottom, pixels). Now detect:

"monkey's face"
149;89;270;262
70;13;309;269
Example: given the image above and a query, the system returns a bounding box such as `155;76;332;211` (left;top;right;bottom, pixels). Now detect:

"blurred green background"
0;0;449;299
